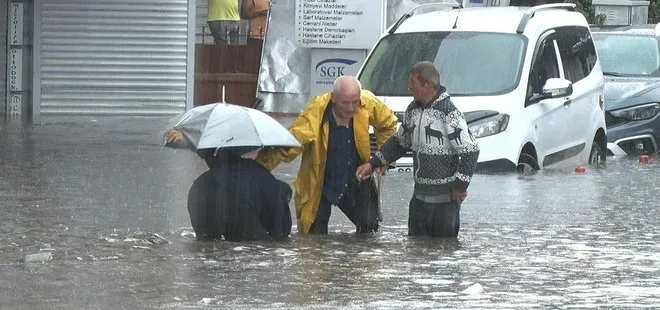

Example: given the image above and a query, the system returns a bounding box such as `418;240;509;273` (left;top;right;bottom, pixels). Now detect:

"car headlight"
610;103;660;121
469;114;509;138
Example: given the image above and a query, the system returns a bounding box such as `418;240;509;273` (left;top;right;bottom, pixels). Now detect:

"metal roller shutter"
39;0;190;116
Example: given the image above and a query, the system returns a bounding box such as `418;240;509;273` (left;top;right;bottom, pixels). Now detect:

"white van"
360;3;607;172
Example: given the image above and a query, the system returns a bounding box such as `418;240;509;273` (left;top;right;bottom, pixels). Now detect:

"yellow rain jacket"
256;90;398;233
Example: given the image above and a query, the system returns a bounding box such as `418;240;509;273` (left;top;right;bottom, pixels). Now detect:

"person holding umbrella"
255;75;399;234
165;103;301;241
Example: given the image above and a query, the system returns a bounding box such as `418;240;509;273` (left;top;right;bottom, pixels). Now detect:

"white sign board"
310;49;366;96
9;3;23;45
7;2;24;118
8;48;23;91
8;94;22;116
295;0;383;49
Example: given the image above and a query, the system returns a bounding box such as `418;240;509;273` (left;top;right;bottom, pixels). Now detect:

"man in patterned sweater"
356;61;480;238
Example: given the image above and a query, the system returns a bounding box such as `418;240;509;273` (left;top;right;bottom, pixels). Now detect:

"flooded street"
1;117;659;309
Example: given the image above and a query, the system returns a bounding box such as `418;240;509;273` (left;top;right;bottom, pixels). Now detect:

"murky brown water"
1;117;658;309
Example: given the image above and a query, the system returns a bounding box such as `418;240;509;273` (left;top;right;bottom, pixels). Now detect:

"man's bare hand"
167;129;185;144
355;163;373;181
166;129;191;149
452;190;468;202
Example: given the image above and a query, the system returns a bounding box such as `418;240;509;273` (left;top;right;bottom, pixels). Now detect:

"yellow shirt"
208;0;240;21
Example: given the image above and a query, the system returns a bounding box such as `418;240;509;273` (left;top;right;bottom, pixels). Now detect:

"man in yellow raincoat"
256;76;398;234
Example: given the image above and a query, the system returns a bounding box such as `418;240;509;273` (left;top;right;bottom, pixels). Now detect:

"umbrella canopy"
166;103;301;153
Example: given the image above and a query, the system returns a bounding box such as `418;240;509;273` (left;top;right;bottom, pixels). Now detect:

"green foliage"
650;0;660;23
565;0;607;25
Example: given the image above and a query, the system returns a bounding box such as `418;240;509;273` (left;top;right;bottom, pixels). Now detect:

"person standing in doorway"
355;61;480;238
207;0;241;45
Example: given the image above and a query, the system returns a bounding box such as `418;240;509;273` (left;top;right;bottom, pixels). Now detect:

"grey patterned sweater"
370;88;480;194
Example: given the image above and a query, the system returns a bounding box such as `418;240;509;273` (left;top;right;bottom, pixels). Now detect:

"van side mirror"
542;78;573;98
529;78;573;103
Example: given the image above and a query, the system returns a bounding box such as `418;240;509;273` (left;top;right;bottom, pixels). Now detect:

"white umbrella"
166;102;301;153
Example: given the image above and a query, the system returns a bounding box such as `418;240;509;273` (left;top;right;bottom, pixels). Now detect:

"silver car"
592;24;660;156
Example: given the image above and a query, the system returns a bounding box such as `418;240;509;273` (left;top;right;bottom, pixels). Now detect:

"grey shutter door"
39;0;189;116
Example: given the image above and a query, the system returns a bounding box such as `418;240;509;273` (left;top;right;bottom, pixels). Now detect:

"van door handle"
563;98;572;107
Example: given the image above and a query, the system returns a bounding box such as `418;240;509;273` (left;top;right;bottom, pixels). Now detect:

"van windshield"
359;32;527;96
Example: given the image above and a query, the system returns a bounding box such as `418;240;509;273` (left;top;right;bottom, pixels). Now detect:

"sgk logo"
315;58;357;78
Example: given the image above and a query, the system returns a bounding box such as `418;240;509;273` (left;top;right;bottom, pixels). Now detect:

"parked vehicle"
592;24;660;156
360;3;607;172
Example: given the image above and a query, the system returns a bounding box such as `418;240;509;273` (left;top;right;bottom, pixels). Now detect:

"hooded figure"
187;149;293;241
163;126;293;241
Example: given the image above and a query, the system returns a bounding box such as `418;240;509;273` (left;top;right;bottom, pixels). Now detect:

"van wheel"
588;141;605;168
517;152;539;174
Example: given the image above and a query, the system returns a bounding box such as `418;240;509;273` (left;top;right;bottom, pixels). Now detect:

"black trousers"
408;197;461;238
309;179;379;234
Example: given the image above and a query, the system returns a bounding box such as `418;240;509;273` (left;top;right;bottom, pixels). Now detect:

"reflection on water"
0;118;659;309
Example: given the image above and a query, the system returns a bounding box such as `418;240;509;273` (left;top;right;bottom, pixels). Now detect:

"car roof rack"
516;3;576;34
388;2;463;34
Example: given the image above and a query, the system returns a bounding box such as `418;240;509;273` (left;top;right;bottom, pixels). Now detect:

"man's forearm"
453;149;480;191
370;136;408;168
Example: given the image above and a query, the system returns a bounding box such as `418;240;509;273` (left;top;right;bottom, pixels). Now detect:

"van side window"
528;37;560;99
556;26;597;83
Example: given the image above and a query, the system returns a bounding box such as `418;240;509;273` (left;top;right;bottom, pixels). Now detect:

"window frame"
554;26;598;83
526;29;562;106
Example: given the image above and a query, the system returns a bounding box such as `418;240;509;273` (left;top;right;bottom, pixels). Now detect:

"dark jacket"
187;150;292;241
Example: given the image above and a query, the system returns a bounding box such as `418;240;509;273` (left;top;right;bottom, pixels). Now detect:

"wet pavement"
0;116;659;309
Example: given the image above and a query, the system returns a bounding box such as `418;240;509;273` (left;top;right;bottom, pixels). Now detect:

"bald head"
332;75;361;98
330;75;362;124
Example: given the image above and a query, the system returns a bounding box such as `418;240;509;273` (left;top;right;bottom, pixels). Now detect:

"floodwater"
0;117;658;309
